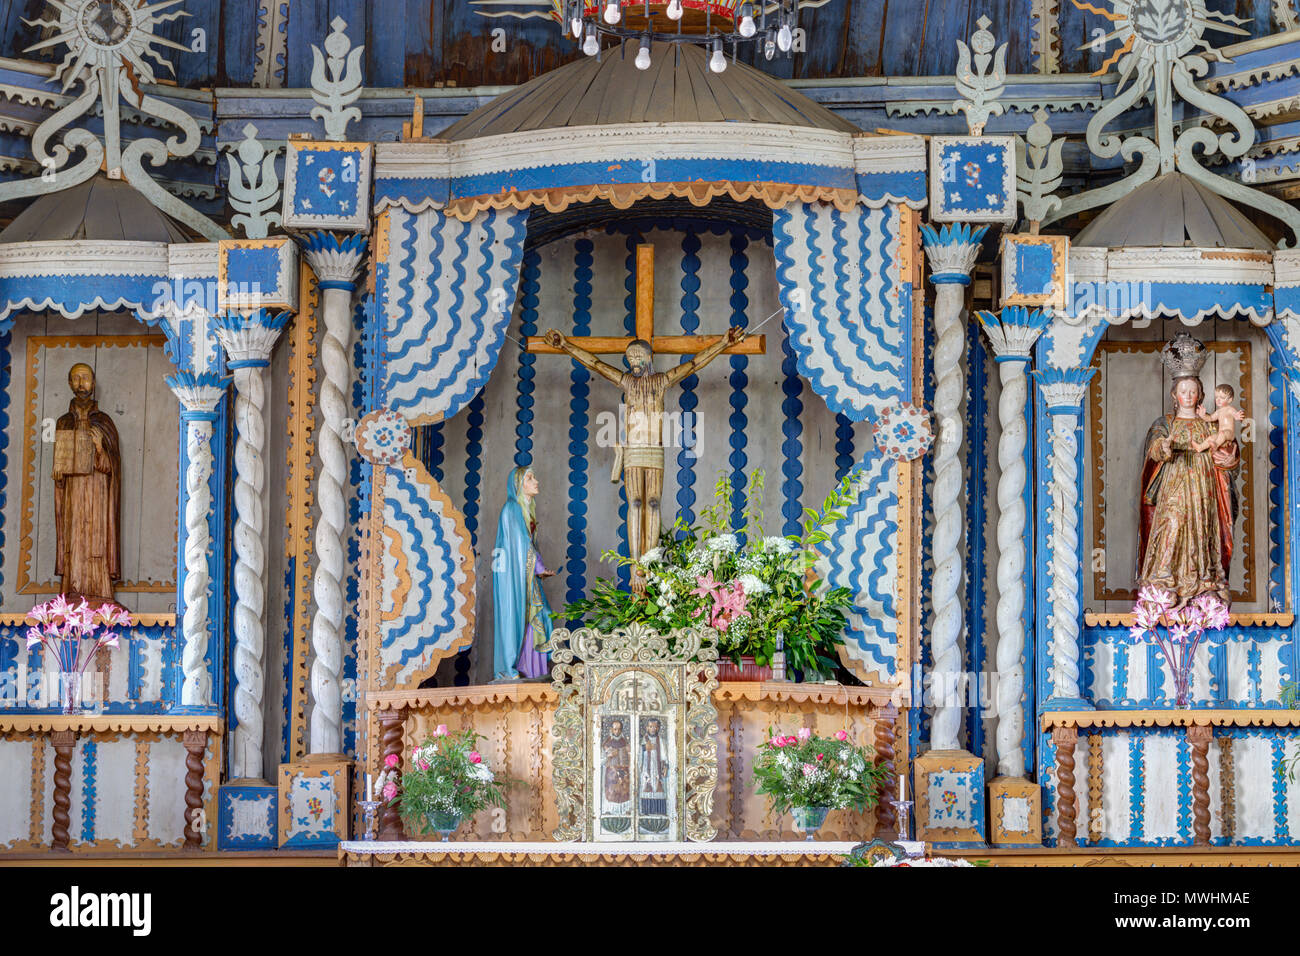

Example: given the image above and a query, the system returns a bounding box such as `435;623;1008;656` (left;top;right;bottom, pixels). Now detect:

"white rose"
640;547;663;566
762;536;794;555
737;573;768;596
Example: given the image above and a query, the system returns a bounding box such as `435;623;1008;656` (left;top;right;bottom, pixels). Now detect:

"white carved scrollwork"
2;0;226;239
226;124;283;239
310;17;365;141
954;17;1007;135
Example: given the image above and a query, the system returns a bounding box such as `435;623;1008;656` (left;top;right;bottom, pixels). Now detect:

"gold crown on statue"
1161;332;1208;379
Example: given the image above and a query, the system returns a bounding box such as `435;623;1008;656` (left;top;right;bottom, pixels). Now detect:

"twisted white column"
921;224;985;752
167;373;230;708
1035;370;1096;706
300;233;367;755
215;313;287;780
975;308;1049;777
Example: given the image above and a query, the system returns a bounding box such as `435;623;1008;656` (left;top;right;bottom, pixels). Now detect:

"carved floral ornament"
354;408;411;467
871;402;935;462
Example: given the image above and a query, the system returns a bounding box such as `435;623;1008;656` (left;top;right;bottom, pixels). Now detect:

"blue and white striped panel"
816;448;898;680
772;202;909;422
378;455;475;687
382;206;529;423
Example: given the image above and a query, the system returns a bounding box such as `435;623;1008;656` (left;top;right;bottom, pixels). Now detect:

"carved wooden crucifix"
528;243;766;590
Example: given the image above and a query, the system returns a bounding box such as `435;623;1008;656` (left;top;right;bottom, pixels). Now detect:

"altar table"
364;680;904;843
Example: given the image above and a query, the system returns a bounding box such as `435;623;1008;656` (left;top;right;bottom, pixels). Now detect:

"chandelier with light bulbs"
559;0;803;73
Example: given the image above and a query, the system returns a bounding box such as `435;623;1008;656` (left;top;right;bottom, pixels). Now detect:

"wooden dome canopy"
439;40;859;141
1073;172;1274;252
0;174;190;244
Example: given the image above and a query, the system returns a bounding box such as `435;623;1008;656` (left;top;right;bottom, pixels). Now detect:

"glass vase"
59;671;83;716
427;811;463;842
792;805;830;842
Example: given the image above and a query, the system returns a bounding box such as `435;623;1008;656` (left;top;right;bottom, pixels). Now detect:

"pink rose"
384;753;399;769
834;730;848;742
382;781;397;800
469;751;482;764
784;736;798;746
816;753;824;761
768;735;783;748
796;727;812;742
417;759;429;771
434;724;448;737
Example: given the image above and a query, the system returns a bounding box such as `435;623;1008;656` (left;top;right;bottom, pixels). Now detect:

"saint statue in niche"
492;466;556;680
1136;333;1239;606
52;363;121;607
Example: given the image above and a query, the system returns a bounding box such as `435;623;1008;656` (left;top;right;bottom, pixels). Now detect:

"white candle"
366;773;374;802
899;772;905;805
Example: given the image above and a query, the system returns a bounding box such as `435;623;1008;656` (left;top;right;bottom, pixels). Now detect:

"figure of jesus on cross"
532;244;765;592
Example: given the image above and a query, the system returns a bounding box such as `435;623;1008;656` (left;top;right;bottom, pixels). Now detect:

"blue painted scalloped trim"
779;327;804;538
675;231;702;528
567;239;594;617
514;248;541;469
728;233;750;536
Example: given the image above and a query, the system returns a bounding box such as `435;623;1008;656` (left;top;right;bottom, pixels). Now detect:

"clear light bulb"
764;28;776;60
777;22;792;51
571;16;583;38
583;29;600;55
709;40;727;73
635;39;652;69
604;1;621;24
667;0;683;20
739;13;756;37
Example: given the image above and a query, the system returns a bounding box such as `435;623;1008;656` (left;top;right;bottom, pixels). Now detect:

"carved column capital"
920;223;988;285
214;309;290;369
167;370;230;417
976;306;1051;363
298;231;368;290
1034;366;1097;417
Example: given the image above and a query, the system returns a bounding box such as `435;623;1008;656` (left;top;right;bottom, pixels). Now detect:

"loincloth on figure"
610;444;665;481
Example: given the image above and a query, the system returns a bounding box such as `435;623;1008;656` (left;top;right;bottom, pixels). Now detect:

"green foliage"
392;729;513;834
752;727;885;815
561;467;862;673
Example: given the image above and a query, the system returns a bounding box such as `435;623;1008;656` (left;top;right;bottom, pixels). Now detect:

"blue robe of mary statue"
492;466;554;680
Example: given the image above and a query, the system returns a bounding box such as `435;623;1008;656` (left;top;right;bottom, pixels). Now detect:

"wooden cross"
525;243;767;358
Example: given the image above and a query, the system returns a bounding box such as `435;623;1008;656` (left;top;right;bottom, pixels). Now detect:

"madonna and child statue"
1136;333;1241;607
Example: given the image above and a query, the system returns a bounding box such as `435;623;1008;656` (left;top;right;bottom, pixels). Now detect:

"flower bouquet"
563;469;857;678
1128;586;1230;708
26;595;134;714
389;725;509;840
753;727;885;838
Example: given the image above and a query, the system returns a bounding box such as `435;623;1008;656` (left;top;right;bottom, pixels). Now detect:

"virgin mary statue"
1136;334;1239;606
492;466;555;680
